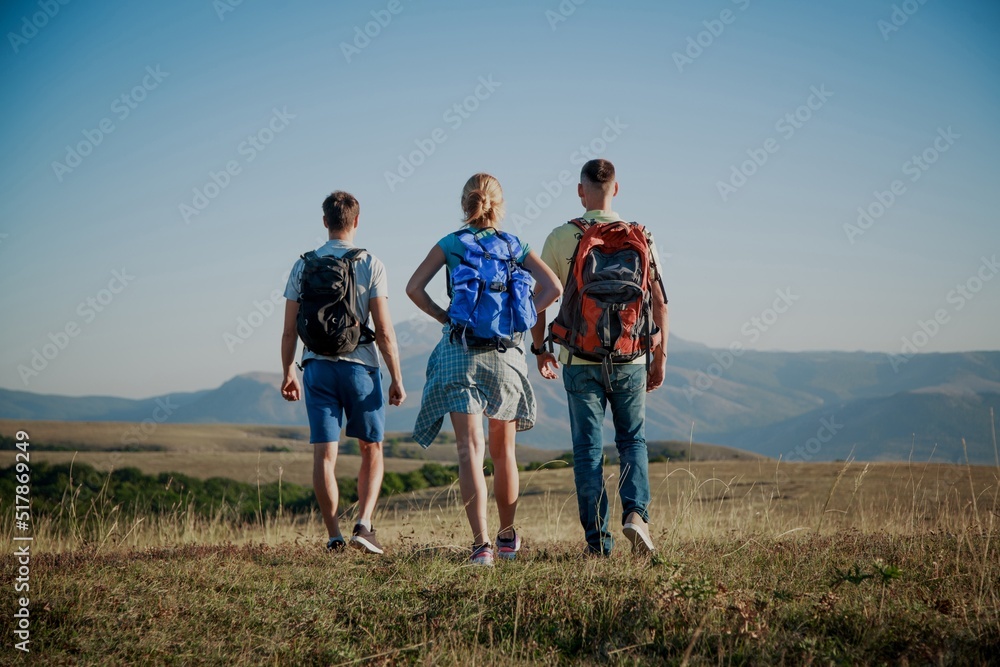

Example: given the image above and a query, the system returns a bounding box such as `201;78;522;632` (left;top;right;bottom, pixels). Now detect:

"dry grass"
28;450;430;487
5;535;997;665
3;455;999;664
0;419;312;453
7;458;997;553
1;419;754;464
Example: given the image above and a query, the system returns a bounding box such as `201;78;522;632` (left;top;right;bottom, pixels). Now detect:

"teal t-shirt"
437;227;531;298
437;227;530;270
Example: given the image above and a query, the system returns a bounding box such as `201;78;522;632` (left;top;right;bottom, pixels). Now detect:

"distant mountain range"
2;321;998;463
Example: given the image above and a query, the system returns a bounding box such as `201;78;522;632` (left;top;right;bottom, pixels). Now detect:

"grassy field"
23;450;431;488
0;420;557;489
5;419;758;488
0;420;317;453
10;535;996;665
2;451;999;664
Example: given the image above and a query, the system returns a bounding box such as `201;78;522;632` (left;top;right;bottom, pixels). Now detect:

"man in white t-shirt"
280;190;406;555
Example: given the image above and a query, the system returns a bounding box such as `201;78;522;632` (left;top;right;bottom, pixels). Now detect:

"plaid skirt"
412;330;536;447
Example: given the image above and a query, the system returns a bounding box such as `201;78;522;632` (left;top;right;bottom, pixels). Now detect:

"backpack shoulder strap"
463;228;499;260
342;247;367;262
495;230;524;262
635;224;668;301
301;250;320;263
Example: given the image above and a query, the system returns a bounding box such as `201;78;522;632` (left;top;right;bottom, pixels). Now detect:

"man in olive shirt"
530;159;668;556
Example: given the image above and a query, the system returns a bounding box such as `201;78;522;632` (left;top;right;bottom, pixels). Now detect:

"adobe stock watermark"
119;397;179;447
546;0;587;31
179;107;295;224
17;268;135;386
683;288;800;402
785;415;844;462
878;0;931;41
213;0;247;21
887;253;998;372
509;117;627;235
717;84;833;202
7;0;72;54
223;272;289;353
395;285;452;352
395;313;438;351
672;0;751;73
340;0;410;63
51;66;170;182
384;76;502;192
843;126;959;245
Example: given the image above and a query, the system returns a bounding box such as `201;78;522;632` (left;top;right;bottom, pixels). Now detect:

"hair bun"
461;173;505;228
469;189;491;216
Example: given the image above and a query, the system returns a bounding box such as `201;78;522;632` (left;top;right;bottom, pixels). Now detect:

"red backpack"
548;218;665;380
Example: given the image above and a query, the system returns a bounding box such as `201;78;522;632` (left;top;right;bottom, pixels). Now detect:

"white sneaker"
623;512;655;555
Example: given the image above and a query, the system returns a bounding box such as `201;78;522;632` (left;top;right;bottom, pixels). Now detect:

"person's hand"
537;352;560;380
646;358;666;392
281;373;302;401
388;380;406;406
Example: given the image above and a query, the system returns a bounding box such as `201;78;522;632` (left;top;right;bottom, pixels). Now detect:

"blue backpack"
447;229;537;351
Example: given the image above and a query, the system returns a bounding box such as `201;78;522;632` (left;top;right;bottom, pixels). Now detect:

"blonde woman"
406;173;561;566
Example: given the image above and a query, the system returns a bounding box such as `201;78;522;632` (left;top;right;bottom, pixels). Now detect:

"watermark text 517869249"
12;430;33;653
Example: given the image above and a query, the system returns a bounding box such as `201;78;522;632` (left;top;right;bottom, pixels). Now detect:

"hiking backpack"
447;229;537;351
548;218;665;375
296;248;376;356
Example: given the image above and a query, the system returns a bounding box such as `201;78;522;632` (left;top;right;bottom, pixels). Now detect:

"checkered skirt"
412;331;536;447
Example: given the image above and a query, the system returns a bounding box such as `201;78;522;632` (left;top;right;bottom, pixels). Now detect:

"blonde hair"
461;173;505;229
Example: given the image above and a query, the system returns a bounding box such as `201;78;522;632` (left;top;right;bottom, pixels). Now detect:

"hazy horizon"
6;325;998;400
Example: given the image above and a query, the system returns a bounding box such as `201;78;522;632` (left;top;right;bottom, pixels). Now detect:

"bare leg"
356;439;384;525
451;412;489;545
488;419;519;539
312;442;341;538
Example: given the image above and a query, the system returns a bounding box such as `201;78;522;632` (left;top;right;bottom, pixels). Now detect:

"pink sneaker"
470;543;494;566
496;531;521;561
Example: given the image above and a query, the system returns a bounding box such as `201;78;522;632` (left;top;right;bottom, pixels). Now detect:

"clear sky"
1;0;998;398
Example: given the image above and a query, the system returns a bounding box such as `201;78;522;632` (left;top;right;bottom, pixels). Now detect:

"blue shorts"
302;360;385;444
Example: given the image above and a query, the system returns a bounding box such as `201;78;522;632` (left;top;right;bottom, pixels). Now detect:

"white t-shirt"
284;239;388;369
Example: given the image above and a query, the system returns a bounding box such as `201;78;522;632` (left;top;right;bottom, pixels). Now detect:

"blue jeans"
563;363;651;555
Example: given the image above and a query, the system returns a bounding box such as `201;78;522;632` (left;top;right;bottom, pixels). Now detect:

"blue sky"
1;0;997;398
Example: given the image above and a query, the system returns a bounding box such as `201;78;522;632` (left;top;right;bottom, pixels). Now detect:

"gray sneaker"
351;524;384;554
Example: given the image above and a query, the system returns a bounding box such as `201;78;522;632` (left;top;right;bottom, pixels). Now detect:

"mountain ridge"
2;322;998;462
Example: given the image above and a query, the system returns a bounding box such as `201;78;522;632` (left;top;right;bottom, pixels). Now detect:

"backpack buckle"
489;281;507;293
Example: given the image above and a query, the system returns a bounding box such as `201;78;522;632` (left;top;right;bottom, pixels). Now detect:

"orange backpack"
548;219;665;381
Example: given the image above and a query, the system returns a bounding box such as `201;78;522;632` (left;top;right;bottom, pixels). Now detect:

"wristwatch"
529;343;545;356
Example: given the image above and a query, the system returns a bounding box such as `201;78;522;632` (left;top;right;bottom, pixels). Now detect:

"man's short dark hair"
580;159;616;191
322;191;360;232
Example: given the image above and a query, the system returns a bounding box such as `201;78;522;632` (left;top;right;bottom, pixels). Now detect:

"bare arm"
280;300;302;401
369;296;406;406
647;281;669;392
530;309;560;380
405;245;449;325
527;248;562;381
523;250;562;314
